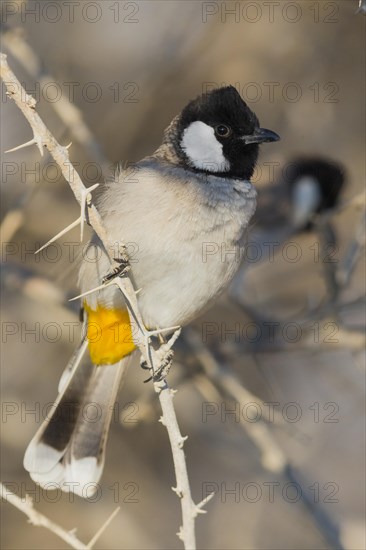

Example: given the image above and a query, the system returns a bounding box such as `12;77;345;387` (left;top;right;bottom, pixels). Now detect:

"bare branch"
0;483;88;550
337;212;366;288
184;329;287;473
2;27;109;171
155;380;197;548
1;482;121;550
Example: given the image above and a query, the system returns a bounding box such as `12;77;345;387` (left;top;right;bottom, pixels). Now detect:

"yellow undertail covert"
84;302;136;364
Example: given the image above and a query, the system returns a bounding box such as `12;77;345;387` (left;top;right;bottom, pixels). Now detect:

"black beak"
241;127;280;145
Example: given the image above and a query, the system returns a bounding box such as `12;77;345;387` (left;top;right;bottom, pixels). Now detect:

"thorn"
153;380;164;395
87;506;120;548
170;388;178;396
68;279;115;301
158;415;166;426
165;328;181;350
24;494;34;506
177;527;184;541
80;184;99;242
148;325;181;338
195;491;215;515
35;217;81;254
172;486;183;498
65;142;73;150
5;138;38;154
85;183;100;202
195;492;216;514
135;288;142;295
178;436;188;449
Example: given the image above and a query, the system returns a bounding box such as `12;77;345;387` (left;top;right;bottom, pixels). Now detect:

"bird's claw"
141;349;174;383
102;257;130;284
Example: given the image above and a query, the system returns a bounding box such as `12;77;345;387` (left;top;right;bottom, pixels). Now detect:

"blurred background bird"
255;157;345;232
230;157;346;312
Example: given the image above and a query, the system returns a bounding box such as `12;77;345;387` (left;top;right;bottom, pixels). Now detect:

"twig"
87;506;121;548
316;218;339;307
0;482;88;550
156;379;198;548
2;26;109;171
337;211;366;288
1;28;110;243
284;466;345;550
295;204;365;324
1;52;202;549
184;329;287;473
0;208;25;244
1;482;121;550
356;0;366;15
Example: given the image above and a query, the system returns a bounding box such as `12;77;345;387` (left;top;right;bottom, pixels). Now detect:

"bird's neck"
153;115;183;165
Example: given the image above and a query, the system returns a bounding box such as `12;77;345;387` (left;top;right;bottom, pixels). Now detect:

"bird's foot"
102;256;131;284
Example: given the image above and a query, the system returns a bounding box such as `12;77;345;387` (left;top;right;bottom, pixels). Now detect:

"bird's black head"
287;158;345;210
286;157;346;230
174;86;279;180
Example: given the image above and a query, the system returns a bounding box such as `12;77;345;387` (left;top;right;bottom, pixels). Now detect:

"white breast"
80;164;257;329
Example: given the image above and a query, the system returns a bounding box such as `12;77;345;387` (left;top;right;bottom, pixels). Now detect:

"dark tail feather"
24;341;133;496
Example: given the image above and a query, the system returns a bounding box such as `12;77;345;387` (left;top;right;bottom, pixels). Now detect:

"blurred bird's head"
166;86;280;180
287;158;346;230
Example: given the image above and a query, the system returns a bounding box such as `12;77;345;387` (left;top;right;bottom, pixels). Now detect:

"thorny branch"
0;483;120;550
2;26;109;171
1;52;206;549
1;26;111;244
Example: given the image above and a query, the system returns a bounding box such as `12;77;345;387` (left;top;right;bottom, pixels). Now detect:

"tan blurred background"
1;1;365;549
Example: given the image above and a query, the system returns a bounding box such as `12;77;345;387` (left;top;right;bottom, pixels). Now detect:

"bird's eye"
215;124;231;138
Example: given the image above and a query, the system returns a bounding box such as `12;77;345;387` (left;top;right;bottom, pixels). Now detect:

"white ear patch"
292;176;321;228
181;121;230;172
